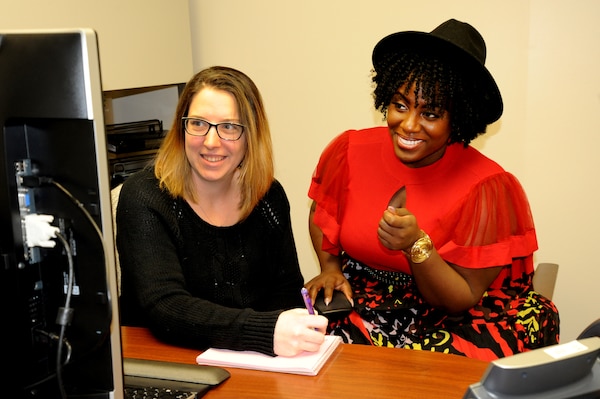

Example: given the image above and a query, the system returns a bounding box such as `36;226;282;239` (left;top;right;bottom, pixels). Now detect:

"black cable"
35;329;73;365
18;174;104;244
19;174;111;325
54;231;74;399
21;330;73;393
19;174;114;397
21;232;75;398
50;180;104;245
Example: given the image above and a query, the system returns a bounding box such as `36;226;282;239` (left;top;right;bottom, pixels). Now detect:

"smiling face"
387;83;452;168
184;87;247;187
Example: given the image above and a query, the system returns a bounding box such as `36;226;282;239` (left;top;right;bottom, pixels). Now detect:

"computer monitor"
464;337;600;399
0;29;123;398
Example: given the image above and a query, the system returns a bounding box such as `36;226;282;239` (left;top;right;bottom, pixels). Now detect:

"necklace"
194;200;217;225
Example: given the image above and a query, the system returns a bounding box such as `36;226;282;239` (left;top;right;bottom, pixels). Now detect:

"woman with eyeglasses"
116;66;327;356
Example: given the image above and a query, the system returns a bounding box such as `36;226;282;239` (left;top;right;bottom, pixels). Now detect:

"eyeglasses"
182;117;245;141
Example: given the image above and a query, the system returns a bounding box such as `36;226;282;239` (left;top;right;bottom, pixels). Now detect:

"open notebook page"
196;335;342;376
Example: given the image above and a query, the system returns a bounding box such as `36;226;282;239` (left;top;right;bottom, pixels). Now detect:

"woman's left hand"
377;206;421;251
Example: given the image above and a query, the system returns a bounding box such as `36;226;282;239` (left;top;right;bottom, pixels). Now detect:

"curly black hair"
372;50;491;146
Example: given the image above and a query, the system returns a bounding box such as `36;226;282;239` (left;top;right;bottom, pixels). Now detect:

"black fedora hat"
372;19;503;124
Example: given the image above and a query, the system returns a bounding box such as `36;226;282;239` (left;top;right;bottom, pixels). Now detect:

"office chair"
578;318;600;339
532;262;559;300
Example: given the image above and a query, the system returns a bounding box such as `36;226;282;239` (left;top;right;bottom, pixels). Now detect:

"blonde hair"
154;66;274;220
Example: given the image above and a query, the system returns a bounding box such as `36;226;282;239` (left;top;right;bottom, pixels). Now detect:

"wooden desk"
121;326;488;399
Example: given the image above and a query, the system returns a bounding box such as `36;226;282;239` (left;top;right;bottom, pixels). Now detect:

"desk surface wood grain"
121;326;489;399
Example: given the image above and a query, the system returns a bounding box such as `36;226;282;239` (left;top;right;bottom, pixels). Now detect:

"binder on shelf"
106;119;165;153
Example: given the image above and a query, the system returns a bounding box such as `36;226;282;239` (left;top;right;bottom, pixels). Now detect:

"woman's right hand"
307;200;353;309
304;266;353;307
273;308;328;357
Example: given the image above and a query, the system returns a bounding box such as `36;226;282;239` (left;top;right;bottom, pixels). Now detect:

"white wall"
189;0;600;342
524;1;600;341
0;0;193;91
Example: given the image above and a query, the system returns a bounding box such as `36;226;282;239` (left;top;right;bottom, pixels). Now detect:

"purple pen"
301;287;315;315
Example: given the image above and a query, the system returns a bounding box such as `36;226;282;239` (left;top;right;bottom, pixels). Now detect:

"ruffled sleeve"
308;131;351;255
435;172;538;270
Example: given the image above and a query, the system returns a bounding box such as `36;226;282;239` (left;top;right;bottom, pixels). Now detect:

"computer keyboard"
124;385;198;399
124;375;210;399
122;358;230;399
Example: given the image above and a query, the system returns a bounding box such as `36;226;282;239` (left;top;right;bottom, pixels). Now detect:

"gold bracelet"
404;230;434;264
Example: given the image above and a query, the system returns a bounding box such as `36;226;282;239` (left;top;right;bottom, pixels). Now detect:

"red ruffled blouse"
309;127;538;289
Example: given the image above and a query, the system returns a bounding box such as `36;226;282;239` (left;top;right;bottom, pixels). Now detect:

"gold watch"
406;230;434;264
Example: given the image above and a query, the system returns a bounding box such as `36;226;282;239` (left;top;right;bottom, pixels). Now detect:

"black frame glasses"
182;117;245;141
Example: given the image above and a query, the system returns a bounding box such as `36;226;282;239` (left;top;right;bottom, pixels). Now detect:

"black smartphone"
313;290;352;318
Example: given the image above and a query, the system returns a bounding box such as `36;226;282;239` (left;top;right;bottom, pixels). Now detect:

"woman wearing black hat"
304;19;559;360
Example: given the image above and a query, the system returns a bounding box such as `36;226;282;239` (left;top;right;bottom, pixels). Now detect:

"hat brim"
372;31;503;124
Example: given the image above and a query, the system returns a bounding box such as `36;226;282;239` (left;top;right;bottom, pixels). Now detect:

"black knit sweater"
116;168;305;356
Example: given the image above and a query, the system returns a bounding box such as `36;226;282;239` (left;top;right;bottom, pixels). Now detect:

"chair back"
532;262;559;300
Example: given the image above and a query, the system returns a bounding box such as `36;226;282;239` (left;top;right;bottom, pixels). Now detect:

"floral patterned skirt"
327;257;560;361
